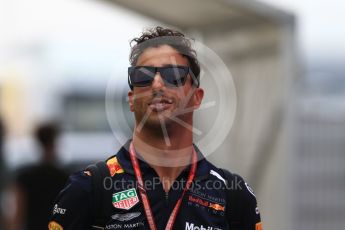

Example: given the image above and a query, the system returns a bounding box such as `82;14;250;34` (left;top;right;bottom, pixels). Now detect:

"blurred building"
292;61;345;229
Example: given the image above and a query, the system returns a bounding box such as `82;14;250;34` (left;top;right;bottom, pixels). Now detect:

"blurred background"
0;0;344;229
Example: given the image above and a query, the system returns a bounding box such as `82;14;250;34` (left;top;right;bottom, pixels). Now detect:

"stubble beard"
133;96;193;140
133;99;172;135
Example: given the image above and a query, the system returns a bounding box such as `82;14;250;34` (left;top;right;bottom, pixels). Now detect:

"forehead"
136;45;189;67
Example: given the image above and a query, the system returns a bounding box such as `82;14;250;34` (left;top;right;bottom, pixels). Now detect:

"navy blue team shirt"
49;141;262;230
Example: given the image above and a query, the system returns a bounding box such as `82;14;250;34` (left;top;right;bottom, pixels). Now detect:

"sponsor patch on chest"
185;222;222;230
112;188;139;210
111;212;141;221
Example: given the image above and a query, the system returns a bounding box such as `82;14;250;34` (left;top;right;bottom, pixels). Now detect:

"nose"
151;72;165;89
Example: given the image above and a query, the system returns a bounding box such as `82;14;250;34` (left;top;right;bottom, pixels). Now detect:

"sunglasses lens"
160;67;188;86
129;66;190;88
129;67;155;86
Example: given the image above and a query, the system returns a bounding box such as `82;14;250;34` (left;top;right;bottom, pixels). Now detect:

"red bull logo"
209;203;225;211
107;157;124;176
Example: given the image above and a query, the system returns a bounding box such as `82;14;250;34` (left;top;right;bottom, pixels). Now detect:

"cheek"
132;91;149;109
133;96;143;107
182;87;195;105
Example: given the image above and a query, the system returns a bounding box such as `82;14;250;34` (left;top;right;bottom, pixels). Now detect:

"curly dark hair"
129;26;200;87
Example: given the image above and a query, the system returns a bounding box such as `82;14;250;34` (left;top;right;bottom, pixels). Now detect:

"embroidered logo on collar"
111;212;141;221
107;157;124;177
112;188;139;210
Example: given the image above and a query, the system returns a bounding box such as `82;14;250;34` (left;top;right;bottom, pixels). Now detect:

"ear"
128;90;134;112
193;87;204;109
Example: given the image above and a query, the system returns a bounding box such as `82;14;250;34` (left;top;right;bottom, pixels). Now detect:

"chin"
148;115;173;127
134;108;176;128
139;115;173;131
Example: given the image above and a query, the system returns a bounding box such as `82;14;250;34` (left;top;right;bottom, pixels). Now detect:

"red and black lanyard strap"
129;142;197;230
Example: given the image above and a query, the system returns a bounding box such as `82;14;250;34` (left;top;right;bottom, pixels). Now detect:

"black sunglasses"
128;65;199;89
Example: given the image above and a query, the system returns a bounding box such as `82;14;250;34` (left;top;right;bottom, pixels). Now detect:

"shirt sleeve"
225;172;262;230
48;171;94;230
237;174;262;230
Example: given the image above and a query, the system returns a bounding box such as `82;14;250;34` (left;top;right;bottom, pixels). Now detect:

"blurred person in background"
0;118;7;230
6;122;68;230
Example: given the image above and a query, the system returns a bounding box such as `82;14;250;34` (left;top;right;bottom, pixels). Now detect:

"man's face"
128;45;204;131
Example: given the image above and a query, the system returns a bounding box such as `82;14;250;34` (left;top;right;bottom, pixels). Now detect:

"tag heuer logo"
112;188;139;210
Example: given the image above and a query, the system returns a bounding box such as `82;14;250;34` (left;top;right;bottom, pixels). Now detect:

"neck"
42;147;56;164
132;124;194;191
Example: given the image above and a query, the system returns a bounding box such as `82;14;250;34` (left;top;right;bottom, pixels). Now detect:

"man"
7;123;68;230
49;26;262;230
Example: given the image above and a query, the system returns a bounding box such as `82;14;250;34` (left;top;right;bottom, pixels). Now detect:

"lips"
148;98;173;111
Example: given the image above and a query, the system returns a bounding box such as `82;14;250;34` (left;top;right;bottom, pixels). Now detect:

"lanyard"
129;142;197;230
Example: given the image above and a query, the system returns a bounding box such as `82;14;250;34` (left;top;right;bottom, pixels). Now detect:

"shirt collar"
114;139;210;180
